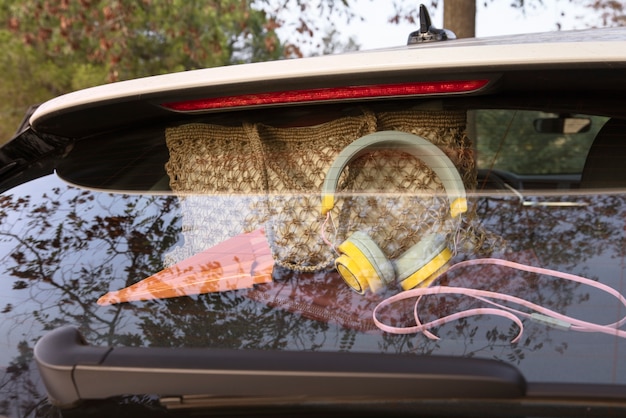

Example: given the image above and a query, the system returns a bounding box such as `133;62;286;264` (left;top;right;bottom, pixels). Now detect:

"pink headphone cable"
373;258;626;342
320;211;338;254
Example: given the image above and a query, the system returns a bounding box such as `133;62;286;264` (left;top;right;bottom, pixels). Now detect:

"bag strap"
243;122;270;192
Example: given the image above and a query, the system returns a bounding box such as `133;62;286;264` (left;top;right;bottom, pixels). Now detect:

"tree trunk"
443;0;476;39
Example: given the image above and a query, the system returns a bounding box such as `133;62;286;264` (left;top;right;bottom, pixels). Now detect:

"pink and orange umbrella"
98;229;273;306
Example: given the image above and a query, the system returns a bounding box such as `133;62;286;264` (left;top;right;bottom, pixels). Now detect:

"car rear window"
475;109;607;175
2;99;626;399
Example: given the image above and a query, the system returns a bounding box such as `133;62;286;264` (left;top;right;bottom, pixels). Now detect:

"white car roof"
30;27;626;128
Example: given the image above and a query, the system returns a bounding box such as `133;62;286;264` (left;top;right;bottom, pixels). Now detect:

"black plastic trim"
34;326;526;408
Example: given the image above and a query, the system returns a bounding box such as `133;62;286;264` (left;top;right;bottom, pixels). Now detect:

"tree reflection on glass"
0;181;180;416
1;179;626;416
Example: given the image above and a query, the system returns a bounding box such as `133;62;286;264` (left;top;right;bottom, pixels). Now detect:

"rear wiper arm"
34;326;526;409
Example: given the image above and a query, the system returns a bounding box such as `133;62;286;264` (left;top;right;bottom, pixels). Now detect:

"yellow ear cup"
399;247;451;290
335;232;395;294
394;233;452;290
335;254;370;294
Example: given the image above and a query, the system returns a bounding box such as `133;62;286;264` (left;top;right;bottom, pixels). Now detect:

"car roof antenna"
407;4;456;45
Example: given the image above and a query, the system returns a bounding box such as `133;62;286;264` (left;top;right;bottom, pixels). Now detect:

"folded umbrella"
97;228;273;305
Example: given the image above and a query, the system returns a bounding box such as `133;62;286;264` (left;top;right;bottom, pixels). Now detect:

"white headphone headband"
321;131;467;217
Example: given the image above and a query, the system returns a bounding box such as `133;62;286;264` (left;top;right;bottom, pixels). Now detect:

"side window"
473;110;607;176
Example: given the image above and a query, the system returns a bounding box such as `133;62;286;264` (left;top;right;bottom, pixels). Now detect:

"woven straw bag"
164;109;477;272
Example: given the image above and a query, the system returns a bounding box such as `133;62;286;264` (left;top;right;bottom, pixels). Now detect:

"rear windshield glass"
2;104;626;401
475;110;607;175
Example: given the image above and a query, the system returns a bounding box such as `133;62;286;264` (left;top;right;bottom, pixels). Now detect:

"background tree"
0;0;285;143
392;0;625;39
444;0;475;38
0;0;359;144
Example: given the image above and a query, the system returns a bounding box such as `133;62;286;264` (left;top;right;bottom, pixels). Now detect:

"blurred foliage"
0;0;624;143
2;0;285;82
0;0;361;144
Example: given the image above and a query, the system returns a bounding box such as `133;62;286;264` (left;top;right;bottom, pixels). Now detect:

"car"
1;6;626;417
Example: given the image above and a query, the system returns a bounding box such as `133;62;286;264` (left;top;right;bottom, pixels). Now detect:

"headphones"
321;131;467;294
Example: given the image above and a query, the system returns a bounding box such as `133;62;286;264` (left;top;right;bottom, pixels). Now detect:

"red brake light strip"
161;80;489;112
